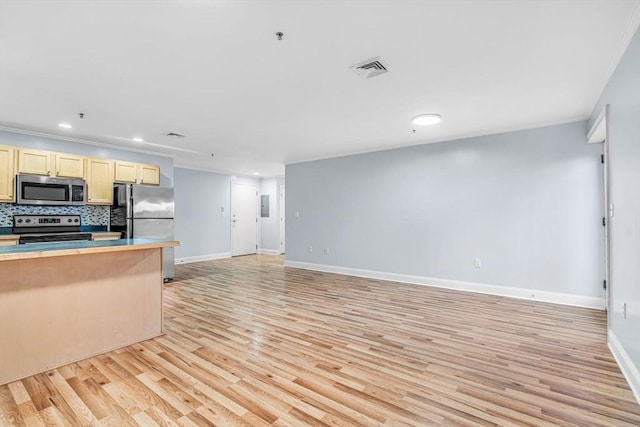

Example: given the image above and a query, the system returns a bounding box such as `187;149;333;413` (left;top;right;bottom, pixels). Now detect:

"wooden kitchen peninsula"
0;238;179;385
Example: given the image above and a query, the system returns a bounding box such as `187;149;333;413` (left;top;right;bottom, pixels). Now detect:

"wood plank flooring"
1;254;639;426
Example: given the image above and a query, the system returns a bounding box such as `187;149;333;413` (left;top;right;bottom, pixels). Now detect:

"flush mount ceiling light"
58;123;72;129
133;137;144;142
412;114;441;126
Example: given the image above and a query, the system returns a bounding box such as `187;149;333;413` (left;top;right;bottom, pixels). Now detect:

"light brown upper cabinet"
17;149;49;176
138;163;160;185
18;149;84;178
114;160;160;185
86;158;114;205
0;145;16;202
114;160;138;183
55;152;85;178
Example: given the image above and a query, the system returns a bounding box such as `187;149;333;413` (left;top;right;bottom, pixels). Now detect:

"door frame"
230;181;258;256
279;185;285;254
587;104;610;317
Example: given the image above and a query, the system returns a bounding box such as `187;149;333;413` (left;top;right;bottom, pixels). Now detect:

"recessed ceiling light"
58;123;72;129
133;137;144;142
253;172;260;176
412;114;441;126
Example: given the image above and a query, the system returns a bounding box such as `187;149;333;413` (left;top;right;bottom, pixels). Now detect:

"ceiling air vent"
165;132;186;138
350;57;389;79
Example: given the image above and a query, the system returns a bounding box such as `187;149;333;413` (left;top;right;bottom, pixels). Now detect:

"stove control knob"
17;219;23;223
67;218;73;223
25;219;31;223
74;218;79;223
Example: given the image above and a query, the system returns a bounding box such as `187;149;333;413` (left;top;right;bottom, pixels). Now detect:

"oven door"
19;233;93;244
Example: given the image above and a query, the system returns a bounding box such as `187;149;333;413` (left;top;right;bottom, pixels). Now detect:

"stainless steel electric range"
13;214;93;244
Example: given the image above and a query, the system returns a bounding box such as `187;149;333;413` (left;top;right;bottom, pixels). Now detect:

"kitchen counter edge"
0;238;179;261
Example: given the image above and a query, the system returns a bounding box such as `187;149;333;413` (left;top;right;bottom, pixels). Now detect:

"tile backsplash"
0;204;109;226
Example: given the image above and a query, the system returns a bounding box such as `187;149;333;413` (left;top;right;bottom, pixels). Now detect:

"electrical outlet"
474;258;482;268
308;245;313;253
324;248;329;255
623;303;627;319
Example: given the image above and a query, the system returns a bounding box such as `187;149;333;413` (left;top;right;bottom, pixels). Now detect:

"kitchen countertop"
0;238;179;261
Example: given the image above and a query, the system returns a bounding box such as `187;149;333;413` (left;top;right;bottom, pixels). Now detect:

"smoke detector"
350;57;389;79
165;132;186;138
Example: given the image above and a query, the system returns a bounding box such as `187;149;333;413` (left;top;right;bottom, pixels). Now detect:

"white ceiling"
1;0;639;177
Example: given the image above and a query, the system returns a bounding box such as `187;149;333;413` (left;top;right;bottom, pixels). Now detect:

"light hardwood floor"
1;254;639;426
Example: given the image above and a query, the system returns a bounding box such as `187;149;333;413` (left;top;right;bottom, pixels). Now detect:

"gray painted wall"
589;28;640;372
286;121;603;297
0;130;174;186
174;168;231;260
174;167;266;260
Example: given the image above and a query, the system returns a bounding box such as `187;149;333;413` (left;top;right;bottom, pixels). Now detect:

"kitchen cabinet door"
17;148;51;176
114;160;161;185
114;160;138;183
86;158;114;205
55;153;85;178
138;163;160;185
91;232;121;241
0;236;19;246
0;145;16;202
18;149;85;178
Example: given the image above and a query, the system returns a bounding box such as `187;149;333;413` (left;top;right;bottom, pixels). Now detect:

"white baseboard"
175;252;231;264
608;329;640;405
258;249;281;255
283;260;605;310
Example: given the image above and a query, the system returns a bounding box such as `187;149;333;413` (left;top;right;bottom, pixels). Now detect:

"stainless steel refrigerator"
110;184;175;281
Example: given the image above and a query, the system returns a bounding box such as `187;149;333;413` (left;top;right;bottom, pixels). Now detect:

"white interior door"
231;182;257;256
588;105;610;317
279;185;285;254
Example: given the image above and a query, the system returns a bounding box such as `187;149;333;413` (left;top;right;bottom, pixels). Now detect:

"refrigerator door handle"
128;218;133;239
127;185;134;219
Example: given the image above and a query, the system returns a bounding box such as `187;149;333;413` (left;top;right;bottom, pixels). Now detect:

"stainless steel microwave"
16;174;87;205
